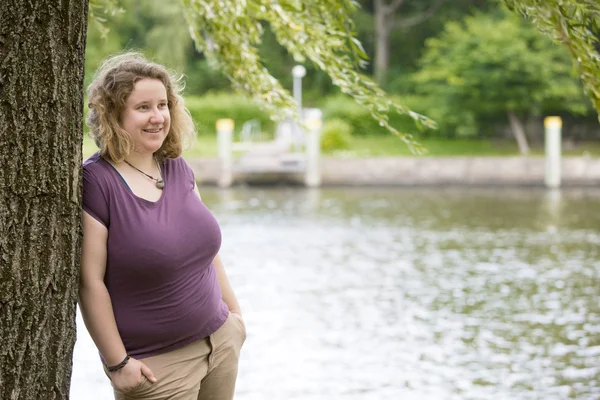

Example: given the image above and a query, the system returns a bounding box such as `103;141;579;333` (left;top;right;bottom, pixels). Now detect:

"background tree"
372;0;446;86
347;0;495;90
186;0;434;152
504;0;600;118
413;9;589;154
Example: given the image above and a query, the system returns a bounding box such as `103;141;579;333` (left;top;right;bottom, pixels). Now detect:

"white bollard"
544;116;562;189
217;118;234;188
303;108;322;187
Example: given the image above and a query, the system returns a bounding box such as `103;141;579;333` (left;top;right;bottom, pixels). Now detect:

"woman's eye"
138;104;149;110
158;103;168;108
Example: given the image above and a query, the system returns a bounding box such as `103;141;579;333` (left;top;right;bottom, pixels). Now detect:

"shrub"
413;11;589;141
321;119;353;152
322;94;436;136
184;93;275;136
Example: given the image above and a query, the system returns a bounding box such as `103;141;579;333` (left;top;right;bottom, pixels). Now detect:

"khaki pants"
109;312;246;400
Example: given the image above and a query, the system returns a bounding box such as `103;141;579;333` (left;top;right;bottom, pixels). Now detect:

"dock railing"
216;108;323;187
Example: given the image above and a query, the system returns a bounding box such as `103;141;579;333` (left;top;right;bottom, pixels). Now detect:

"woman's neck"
123;152;156;171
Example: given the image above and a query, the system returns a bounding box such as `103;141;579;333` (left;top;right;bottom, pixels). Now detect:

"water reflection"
71;187;599;400
202;187;599;400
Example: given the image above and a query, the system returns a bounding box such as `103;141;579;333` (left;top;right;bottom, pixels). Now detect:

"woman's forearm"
213;254;242;315
78;281;128;366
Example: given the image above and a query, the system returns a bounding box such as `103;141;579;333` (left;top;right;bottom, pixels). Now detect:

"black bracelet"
107;355;130;373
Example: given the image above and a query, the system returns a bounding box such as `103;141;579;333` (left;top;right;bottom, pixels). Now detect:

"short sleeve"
179;158;196;189
82;166;110;227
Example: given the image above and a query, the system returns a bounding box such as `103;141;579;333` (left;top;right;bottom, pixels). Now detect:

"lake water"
71;187;600;400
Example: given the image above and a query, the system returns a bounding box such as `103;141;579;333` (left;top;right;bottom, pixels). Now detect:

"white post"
304;108;322;187
292;65;306;118
217;118;234;188
544;116;562;189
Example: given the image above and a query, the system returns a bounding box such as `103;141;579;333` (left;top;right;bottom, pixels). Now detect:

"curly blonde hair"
86;52;195;162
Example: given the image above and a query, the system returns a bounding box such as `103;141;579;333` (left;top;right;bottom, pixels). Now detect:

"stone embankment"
188;157;600;186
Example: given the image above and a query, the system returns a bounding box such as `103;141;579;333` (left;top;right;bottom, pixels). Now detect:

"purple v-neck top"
82;153;229;359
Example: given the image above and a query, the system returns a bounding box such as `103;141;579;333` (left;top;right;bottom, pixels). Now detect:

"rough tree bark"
0;1;88;399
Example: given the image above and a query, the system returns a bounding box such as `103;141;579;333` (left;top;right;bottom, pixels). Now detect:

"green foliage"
86;0;499;99
504;0;600;118
255;25;337;105
413;9;589;136
180;0;436;154
184;94;275;136
140;0;193;72
183;59;231;96
85;0;193;88
88;0;124;39
321;119;353;152
322;94;435;136
85;0;600;148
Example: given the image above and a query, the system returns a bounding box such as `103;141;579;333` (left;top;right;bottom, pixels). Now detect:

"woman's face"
121;78;171;155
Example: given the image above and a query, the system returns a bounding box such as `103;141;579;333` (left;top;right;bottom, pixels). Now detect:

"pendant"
156;180;165;189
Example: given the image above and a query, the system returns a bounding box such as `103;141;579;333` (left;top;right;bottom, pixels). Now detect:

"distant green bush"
321;119;353;152
322;94;435;136
413;10;590;141
184;94;275;136
182;92;442;140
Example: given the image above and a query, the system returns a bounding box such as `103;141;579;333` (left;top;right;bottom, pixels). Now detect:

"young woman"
80;52;246;400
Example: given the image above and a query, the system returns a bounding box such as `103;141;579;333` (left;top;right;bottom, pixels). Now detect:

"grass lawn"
83;134;600;160
83;135;218;160
339;136;600;157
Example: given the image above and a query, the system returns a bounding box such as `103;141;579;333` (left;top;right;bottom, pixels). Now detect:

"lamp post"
292;65;306;118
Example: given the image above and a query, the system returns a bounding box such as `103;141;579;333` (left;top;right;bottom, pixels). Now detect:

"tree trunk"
0;1;88;399
374;0;391;86
507;111;530;155
373;0;446;87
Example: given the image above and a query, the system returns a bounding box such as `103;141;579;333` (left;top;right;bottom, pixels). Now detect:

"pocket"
230;312;247;342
